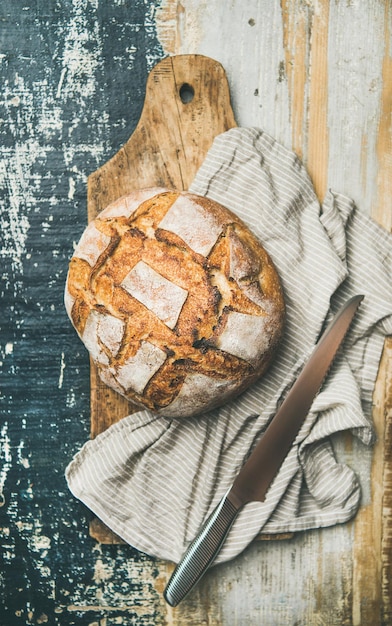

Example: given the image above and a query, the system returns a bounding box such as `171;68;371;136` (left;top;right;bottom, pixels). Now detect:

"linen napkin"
65;127;392;565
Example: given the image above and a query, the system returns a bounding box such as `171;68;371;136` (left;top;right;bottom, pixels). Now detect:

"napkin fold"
65;128;392;565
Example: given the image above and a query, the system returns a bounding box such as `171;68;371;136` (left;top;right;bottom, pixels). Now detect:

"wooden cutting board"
88;54;237;438
87;54;237;542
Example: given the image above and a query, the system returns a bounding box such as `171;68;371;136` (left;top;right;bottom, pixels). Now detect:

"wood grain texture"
87;54;236;220
156;1;392;625
352;337;392;626
87;54;236;444
350;5;392;623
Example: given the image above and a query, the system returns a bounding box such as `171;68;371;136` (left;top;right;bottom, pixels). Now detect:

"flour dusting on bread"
65;188;285;417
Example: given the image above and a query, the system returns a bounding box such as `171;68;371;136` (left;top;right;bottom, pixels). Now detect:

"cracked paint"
0;1;165;624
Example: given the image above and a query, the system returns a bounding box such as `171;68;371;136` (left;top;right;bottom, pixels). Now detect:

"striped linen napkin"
65;128;392;565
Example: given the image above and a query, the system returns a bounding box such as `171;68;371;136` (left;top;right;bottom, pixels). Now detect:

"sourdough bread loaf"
65;188;285;417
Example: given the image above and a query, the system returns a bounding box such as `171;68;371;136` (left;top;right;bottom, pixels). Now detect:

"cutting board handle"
87;54;237;222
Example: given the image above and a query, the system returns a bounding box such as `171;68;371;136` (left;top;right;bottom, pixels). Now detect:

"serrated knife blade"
164;294;364;606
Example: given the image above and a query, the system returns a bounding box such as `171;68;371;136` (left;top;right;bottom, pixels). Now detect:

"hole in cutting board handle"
179;83;194;104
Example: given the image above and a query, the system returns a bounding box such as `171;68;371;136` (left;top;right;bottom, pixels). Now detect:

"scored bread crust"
65;188;285;417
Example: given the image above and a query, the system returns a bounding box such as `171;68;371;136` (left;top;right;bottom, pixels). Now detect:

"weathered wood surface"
1;1;391;625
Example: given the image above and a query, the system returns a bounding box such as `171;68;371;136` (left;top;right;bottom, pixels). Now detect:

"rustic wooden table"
1;2;391;625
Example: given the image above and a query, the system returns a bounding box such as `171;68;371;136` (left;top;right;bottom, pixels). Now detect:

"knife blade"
164;294;364;606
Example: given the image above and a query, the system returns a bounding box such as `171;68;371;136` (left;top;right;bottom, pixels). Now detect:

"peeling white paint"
58;352;66;389
17;440;30;469
93;558;113;584
63;142;107;170
0;422;11;506
29;533;51;554
0;0;109;300
8;95;21;107
56;67;67;99
0;143;32;276
68;177;76;201
5;342;13;355
58;0;103;103
66;389;77;408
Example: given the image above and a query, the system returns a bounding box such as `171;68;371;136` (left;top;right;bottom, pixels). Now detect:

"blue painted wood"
0;1;166;623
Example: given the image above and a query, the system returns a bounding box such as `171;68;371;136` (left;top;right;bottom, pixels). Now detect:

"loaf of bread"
65;188;285;417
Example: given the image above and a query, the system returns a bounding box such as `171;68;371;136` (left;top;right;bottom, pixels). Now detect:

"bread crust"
65;188;285;417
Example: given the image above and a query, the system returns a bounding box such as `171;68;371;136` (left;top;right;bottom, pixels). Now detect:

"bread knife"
164;294;364;606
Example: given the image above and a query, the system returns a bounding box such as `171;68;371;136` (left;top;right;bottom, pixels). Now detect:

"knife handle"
164;494;241;606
